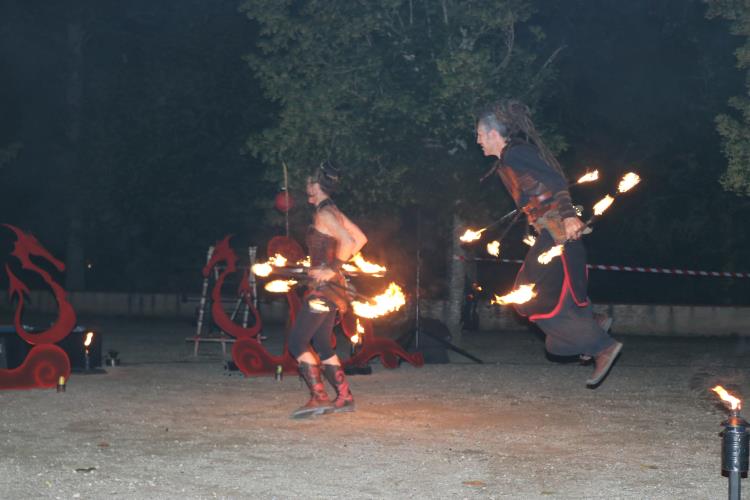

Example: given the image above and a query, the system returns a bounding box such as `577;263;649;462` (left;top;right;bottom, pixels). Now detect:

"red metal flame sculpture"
340;313;424;369
1;224;74;389
203;235;262;340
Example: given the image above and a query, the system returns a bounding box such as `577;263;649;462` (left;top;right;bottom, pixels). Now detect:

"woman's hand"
308;267;337;283
563;216;586;241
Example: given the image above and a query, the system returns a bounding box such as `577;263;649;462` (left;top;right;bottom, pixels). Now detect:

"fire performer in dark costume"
476;100;622;387
288;160;368;418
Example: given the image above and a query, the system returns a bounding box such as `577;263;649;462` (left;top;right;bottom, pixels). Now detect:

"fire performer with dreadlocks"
476;100;622;387
288;160;368;418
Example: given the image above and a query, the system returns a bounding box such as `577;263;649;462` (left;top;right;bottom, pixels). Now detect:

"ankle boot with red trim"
291;362;333;419
322;364;355;413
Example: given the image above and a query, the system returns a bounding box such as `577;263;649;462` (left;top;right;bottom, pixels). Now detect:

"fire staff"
288;160;368;418
475;100;622;387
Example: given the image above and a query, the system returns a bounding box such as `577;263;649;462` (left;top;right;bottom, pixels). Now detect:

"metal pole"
728;471;740;500
194;245;214;356
415;208;421;350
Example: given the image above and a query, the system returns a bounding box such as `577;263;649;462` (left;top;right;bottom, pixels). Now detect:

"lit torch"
83;331;94;372
491;284;536;306
350;319;365;355
351;283;406;318
712;385;749;500
617;172;641;193
308;298;331;313
268;253;288;267
251;262;273;277
523;234;536;247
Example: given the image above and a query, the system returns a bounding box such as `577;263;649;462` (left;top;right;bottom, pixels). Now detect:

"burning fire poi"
264;279;297;293
487;240;501;257
712;385;742;411
491;284;537;305
537;244;564;264
576;170;599;184
351;282;406;318
618;172;641;193
251;262;273;277
308;298;331;312
351;253;387;274
592;195;615;216
523;234;537;247
460;228;486;243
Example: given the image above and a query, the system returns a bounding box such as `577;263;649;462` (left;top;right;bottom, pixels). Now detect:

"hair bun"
316;159;341;194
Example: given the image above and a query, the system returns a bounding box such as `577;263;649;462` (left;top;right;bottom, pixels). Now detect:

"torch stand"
721;411;749;500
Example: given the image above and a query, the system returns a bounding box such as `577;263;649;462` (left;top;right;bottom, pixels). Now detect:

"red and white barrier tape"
457;256;750;279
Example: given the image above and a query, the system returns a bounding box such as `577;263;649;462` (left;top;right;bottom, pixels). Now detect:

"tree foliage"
706;0;750;196
240;0;561;218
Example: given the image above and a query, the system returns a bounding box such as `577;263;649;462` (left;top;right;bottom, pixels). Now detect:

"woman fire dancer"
475;100;622;387
288;160;367;418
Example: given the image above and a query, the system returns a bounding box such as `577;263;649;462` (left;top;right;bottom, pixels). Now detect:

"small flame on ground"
268;253;288;267
491;284;537;305
712;385;742;411
538;245;564;265
577;170;599;184
487;240;501;257
308;298;330;312
251;262;273;277
352;253;387;274
593;195;615;216
618;172;641;193
523;235;536;247
351;283;406;318
298;256;311;267
460;228;485;243
84;331;94;348
264;279;297;293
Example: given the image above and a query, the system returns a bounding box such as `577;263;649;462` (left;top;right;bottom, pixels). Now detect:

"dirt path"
0;317;747;499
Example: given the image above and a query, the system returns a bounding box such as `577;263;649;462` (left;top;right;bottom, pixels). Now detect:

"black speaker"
0;325;102;370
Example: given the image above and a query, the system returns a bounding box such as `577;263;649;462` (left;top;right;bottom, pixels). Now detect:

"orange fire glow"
537;244;564;265
491;284;537;305
487;240;501;257
298;256;311;268
617;172;641;193
459;228;486;243
576;170;599;184
251;262;273;277
712;385;742;411
264;279;297;293
308;298;331;312
268;253;288;267
83;331;94;348
351;319;365;344
352;253;387;274
351;283;406;318
593;195;615;216
523;234;536;247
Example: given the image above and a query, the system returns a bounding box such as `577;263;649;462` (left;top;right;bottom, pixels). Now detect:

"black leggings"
288;299;336;360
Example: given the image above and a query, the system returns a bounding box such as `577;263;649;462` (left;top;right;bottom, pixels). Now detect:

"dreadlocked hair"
482;100;567;180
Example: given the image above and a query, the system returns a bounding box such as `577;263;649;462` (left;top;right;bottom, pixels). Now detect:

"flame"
297;256;311;267
537;245;564;265
352;253;387;274
460;228;485;243
617;172;641;193
264;279;297;293
592;195;615;216
341;262;359;273
577;170;599;184
251;262;273;277
712;385;742;411
351;283;406;318
268;253;288;267
491;284;537;305
523;235;536;247
351;319;365;344
487;240;501;257
83;331;94;347
308;298;331;312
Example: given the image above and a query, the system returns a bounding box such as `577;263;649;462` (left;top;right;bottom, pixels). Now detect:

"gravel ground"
0;315;748;499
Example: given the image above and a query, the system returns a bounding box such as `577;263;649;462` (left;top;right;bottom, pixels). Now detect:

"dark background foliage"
1;0;748;305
